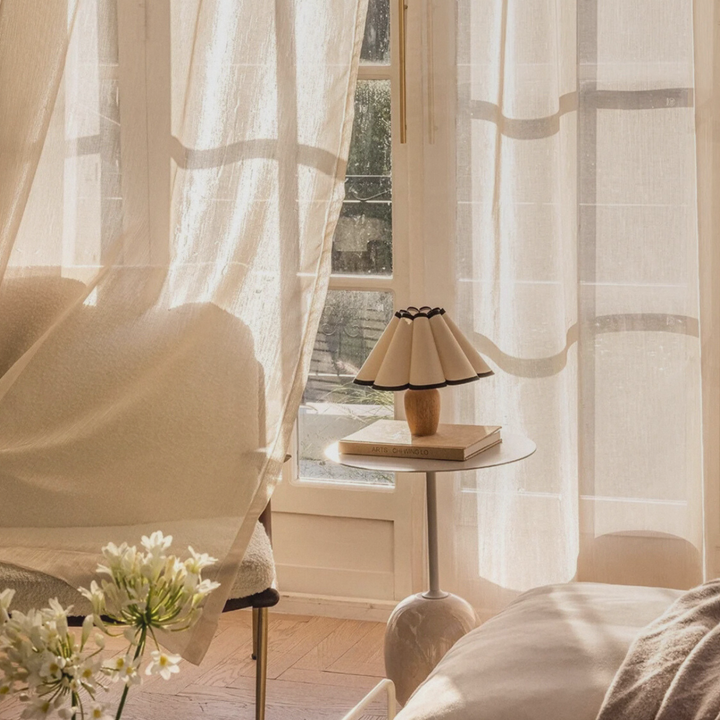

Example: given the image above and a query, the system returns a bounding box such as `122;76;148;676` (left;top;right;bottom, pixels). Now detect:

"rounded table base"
384;592;478;706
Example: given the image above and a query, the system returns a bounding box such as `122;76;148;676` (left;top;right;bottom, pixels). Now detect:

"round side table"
326;432;536;705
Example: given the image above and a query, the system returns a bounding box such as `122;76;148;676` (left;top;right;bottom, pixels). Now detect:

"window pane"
361;0;390;64
332;80;392;275
299;291;394;486
347;80;391;177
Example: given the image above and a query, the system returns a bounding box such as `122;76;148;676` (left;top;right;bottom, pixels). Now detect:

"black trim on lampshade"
364;382;412;391
353;371;493;391
353;378;376;386
395;306;445;321
445;371;493;385
407;381;450;390
367;381;448;391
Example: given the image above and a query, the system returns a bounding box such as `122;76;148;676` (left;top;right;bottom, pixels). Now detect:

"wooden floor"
0;611;387;720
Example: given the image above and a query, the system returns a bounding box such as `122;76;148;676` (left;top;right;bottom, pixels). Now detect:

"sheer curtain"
0;0;367;660
450;0;714;619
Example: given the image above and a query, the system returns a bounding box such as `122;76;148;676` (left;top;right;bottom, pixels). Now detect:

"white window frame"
285;4;414;491
272;0;435;607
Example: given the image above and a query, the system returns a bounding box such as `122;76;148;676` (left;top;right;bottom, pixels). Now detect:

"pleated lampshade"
354;306;494;391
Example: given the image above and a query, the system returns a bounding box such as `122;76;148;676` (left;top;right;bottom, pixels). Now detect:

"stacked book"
338;419;502;462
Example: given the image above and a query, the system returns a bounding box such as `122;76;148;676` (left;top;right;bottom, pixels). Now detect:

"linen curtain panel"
0;0;366;661
452;0;717;619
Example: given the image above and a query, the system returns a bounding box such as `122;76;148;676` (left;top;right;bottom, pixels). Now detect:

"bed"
394;582;681;720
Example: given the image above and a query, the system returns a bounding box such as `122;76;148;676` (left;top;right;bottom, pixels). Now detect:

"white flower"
183;548;218;591
141;531;173;556
81;615;95;647
20;697;53;720
185;548;217;576
42;599;71;641
38;653;65;681
107;654;140;686
79;581;106;617
119;661;141;686
105;654;127;676
88;704;112;720
0;589;14;625
76;656;102;691
193;579;221;605
145;651;181;681
46;598;71;623
140;555;166;580
57;705;80;720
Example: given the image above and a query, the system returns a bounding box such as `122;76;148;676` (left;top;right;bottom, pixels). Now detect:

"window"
296;0;402;486
299;290;394;485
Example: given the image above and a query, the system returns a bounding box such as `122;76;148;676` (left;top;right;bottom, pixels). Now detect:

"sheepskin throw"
596;580;720;720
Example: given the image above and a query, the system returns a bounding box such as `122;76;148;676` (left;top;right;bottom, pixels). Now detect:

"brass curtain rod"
398;0;408;143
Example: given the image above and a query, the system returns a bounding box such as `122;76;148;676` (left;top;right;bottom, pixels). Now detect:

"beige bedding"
397;582;681;720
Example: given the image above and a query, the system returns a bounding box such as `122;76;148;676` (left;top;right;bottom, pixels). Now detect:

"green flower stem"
71;691;83;720
114;626;146;720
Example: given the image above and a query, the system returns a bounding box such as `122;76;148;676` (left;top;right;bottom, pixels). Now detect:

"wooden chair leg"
255;607;269;720
252;607;259;660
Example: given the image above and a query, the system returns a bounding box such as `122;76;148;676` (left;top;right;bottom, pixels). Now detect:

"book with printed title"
338;419;502;462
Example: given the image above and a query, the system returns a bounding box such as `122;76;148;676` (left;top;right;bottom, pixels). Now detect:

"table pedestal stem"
424;471;447;599
385;471;477;704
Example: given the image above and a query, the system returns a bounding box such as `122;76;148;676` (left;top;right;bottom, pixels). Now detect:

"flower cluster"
0;532;220;720
0;595;107;720
80;531;219;640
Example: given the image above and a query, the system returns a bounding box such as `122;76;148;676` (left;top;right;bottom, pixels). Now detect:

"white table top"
325;431;536;474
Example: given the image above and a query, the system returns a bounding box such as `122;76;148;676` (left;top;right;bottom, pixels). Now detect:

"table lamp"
353;306;494;436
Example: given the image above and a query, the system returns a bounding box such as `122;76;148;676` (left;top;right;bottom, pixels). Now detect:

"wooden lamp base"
404;388;441;436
